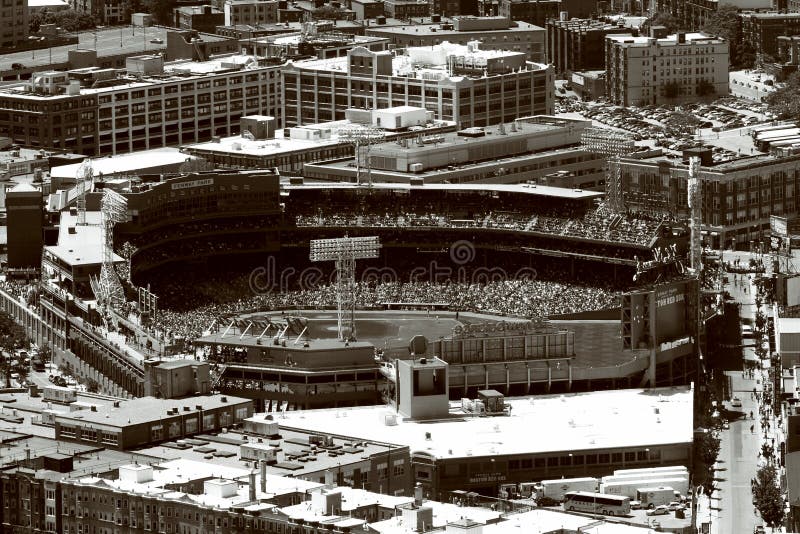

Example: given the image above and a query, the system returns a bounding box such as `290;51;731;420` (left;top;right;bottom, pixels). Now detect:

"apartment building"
0;54;282;156
546;18;632;76
70;0;128;25
741;12;800;59
382;0;431;18
497;0;558;27
223;0;279;26
281;43;553;128
0;0;28;49
605;31;729;107
365;16;546;63
655;0;771;30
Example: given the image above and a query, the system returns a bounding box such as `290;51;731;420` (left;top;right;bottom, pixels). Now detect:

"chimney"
414;483;423;506
260;460;267;493
249;469;257;501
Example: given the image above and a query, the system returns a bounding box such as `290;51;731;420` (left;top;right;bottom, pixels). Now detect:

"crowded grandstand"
90;174;690;344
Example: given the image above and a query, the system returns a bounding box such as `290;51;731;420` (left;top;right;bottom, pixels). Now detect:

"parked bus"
563;491;631;517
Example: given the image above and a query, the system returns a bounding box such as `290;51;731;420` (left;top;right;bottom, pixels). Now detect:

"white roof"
607;32;721;45
71;458;323;509
45;211;123;267
276;387;693;460
50;148;193;180
369;500;503;534
27;0;69;7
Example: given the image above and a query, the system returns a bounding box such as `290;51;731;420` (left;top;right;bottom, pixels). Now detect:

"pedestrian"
751;424;755;434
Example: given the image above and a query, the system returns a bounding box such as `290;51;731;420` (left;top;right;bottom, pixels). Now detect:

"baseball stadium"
6;169;699;406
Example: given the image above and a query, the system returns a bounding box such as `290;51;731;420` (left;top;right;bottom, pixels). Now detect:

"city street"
707;253;783;534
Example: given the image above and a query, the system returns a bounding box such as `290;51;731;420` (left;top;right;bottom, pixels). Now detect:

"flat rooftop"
607;32;723;45
275;387;694;460
134;426;406;479
50;148;194;180
70;458;323;509
0;26;174;73
1;54;268;100
183;118;455;157
53;394;250;427
292;42;541;78
45;211;123;267
365;20;542;37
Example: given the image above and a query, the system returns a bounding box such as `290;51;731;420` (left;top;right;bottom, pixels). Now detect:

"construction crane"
75;159;93;226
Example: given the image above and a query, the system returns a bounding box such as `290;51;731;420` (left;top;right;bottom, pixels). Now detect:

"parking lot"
554;95;777;163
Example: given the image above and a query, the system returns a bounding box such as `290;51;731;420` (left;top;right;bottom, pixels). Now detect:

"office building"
281;43;553;128
0;53;282;156
605;32;729;107
546;18;633;76
174;4;225;33
365;16;545;63
223;0;279;26
617;149;800;249
0;0;28;49
6;183;43;269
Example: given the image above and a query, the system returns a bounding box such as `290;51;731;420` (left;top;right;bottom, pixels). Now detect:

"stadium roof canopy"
282;180;605;200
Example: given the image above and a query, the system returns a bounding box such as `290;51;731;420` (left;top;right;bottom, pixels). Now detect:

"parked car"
731;397;743;408
630;500;643;510
646;505;669;516
667;501;684;511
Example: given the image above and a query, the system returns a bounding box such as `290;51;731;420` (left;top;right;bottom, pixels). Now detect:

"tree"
311;5;348;20
696;79;715;97
642;12;682;34
702;5;744;67
663;81;682;99
179;157;215;173
767;71;800;121
753;464;785;528
143;0;174;26
85;378;100;393
29;9;97;33
0;312;28;388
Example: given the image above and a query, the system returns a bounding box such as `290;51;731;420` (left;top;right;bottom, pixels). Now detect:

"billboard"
654;281;690;345
771;215;788;237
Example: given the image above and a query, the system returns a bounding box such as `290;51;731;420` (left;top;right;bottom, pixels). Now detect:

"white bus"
563;491;631;517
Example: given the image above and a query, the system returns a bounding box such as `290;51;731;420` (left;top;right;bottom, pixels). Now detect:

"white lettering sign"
171;178;214;190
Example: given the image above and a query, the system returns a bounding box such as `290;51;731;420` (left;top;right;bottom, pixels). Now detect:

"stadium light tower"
92;189;129;310
75;159;94;226
687;156;703;273
310;236;381;341
337;127;386;186
581;127;637;213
